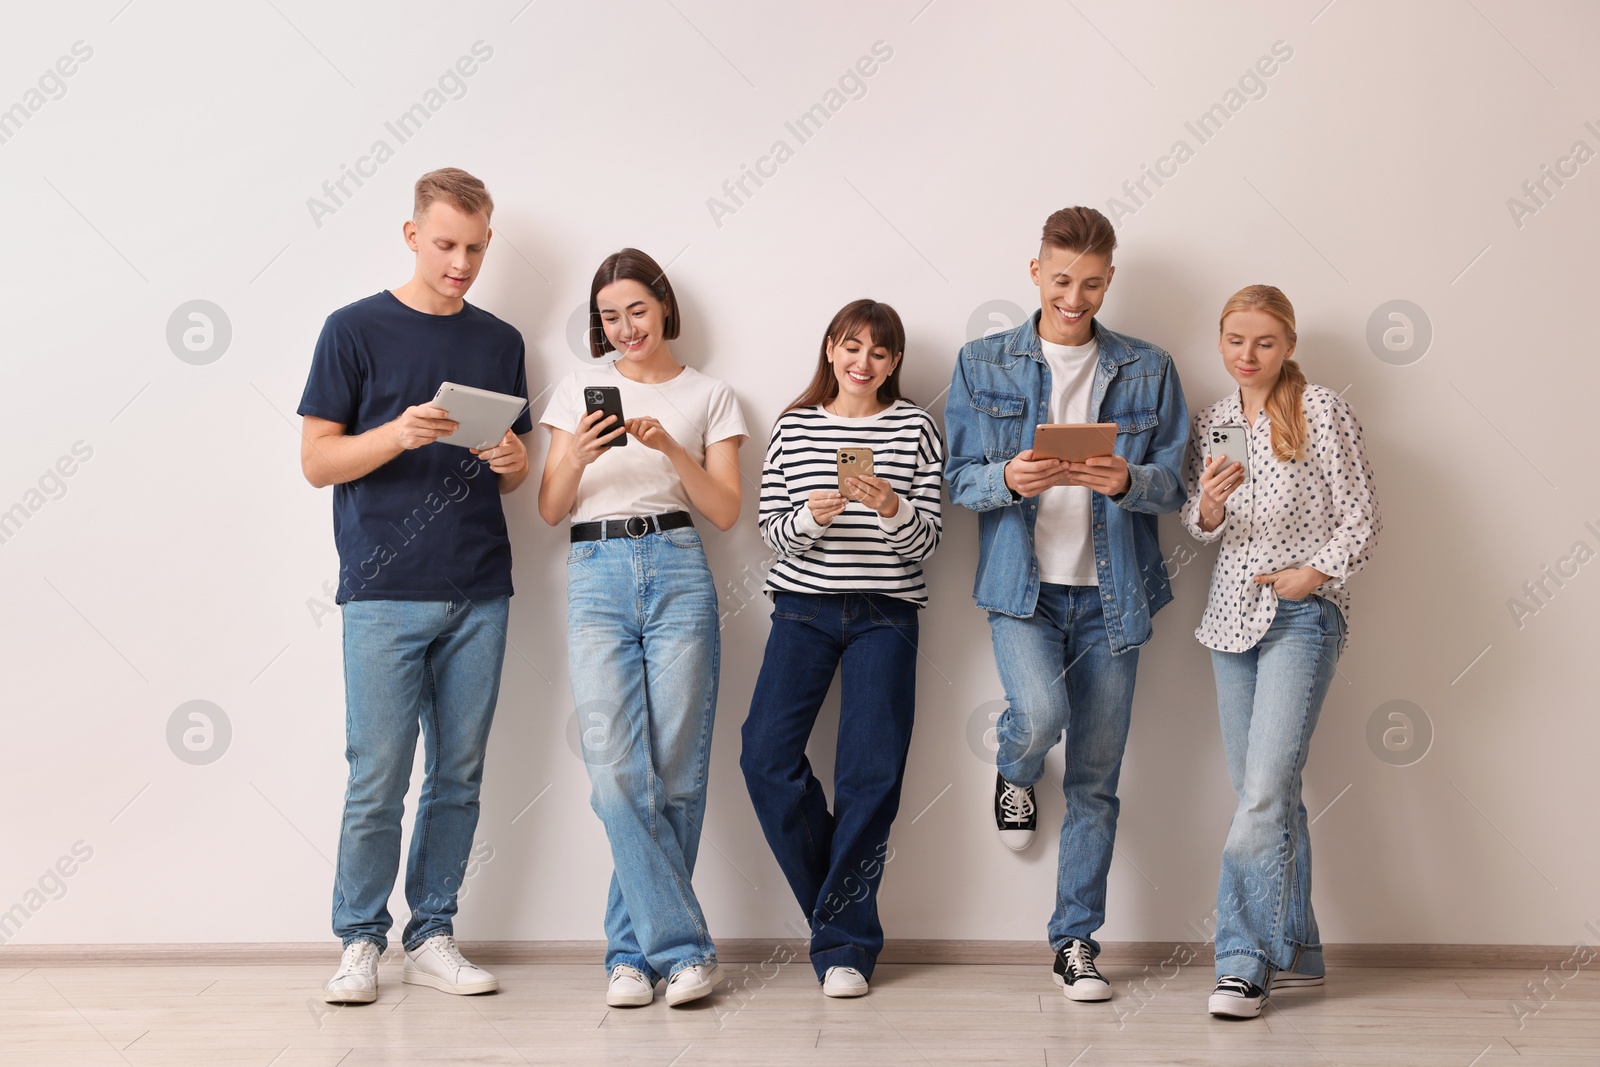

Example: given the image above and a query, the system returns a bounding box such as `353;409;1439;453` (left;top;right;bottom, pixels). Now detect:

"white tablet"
431;382;529;450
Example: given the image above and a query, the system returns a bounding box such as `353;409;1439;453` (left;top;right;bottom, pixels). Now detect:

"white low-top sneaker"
323;940;380;1004
664;963;720;1007
822;966;869;998
402;934;499;995
606;964;655;1007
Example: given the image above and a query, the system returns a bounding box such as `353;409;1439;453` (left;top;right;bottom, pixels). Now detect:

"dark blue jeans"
740;592;919;980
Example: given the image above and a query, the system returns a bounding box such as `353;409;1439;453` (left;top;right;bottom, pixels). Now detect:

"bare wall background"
2;0;1596;949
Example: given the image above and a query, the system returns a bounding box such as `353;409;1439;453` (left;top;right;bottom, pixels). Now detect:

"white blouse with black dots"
1182;383;1381;654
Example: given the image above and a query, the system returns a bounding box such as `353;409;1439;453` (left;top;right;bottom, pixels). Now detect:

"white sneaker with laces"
323;940;380;1004
606;964;655;1007
402;934;499;995
664;963;720;1007
822;966;869;998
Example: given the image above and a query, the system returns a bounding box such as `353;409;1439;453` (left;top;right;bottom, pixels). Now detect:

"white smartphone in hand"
1206;425;1249;483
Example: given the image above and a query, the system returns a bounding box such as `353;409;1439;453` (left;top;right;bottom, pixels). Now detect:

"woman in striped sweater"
739;299;945;999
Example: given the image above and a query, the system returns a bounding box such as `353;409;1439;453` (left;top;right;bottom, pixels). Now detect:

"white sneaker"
323;940;380;1004
402;934;499;995
664;963;720;1007
606;964;655;1007
822;966;869;998
1272;970;1325;990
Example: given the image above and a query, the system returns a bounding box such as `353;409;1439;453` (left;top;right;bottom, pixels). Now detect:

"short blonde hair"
414;167;493;222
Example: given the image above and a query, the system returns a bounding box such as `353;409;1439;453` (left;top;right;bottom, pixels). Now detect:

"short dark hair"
1040;206;1116;259
587;248;681;360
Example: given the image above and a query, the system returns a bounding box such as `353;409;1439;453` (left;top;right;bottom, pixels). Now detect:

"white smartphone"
1206;425;1250;483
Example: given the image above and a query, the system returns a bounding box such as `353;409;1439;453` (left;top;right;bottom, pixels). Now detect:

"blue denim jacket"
943;313;1189;652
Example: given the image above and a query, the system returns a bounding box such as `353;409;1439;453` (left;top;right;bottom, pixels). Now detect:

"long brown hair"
1219;284;1306;462
587;248;681;360
784;299;909;413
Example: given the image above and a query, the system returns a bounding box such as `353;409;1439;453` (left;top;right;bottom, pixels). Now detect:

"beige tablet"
1032;423;1118;462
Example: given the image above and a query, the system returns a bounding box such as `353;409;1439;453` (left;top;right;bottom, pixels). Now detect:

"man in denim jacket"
944;207;1187;1002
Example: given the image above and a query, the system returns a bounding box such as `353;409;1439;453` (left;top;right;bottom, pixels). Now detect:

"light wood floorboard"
1;957;1597;1066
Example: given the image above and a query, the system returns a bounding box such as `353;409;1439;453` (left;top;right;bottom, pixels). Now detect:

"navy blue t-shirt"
297;291;534;603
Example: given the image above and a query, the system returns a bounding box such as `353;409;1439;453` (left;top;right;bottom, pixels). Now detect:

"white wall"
3;0;1597;950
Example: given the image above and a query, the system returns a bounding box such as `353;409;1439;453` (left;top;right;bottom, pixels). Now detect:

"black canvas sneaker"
1052;939;1111;1001
994;773;1037;850
1208;975;1267;1018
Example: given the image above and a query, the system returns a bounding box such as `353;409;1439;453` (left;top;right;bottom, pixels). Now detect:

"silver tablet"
431;382;528;450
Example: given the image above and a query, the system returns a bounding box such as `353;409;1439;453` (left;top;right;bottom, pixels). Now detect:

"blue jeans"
1211;594;1345;987
566;526;720;984
741;592;919;981
988;584;1140;954
333;596;509;953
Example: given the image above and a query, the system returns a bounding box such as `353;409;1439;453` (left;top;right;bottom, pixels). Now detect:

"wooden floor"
3;956;1598;1066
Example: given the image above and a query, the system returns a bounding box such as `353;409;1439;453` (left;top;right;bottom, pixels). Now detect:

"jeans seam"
413;648;440;929
1265;632;1328;970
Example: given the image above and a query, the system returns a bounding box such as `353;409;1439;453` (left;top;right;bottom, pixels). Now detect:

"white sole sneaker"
665;964;721;1007
606;966;655;1008
822;967;869;998
1051;972;1112;1002
321;985;376;1004
401;968;499;995
1209;976;1267;1018
1272;971;1325;989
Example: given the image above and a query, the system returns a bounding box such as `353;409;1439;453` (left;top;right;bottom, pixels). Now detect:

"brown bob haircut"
784;299;909;413
1040;205;1117;259
587;248;681;361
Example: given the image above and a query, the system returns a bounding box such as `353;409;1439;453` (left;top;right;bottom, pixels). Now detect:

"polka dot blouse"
1182;384;1381;653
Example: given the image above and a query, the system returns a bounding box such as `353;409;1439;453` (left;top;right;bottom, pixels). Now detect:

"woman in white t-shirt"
740;299;944;999
1182;285;1379;1019
537;248;747;1010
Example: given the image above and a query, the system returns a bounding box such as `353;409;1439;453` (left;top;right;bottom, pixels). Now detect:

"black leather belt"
570;511;694;543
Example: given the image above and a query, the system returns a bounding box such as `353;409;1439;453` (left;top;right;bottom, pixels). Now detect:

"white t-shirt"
1034;337;1099;586
539;363;748;523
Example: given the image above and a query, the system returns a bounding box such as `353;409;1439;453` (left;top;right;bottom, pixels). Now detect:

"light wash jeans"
988;584;1141;954
333;596;509;953
566;525;720;984
1211;594;1345;988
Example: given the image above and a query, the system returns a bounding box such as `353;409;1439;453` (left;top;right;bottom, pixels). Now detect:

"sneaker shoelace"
1064;941;1101;981
612;965;646;983
999;783;1035;823
340;941;378;974
430;936;471;971
1215;975;1256;997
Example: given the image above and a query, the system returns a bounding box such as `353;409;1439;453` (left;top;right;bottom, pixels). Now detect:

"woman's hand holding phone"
1197;454;1245;530
807;490;847;527
844;473;900;519
568;408;626;469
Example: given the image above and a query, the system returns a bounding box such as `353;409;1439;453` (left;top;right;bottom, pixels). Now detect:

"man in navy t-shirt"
297;168;532;1005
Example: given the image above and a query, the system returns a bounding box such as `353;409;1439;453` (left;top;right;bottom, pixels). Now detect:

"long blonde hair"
1220;285;1305;462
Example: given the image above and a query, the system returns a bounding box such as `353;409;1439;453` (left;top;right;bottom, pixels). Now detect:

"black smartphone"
583;385;626;447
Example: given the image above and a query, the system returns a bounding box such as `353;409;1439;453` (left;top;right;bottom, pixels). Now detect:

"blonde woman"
1183;285;1379;1018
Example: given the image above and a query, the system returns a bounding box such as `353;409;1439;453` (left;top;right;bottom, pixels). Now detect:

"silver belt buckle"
624;515;650;539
